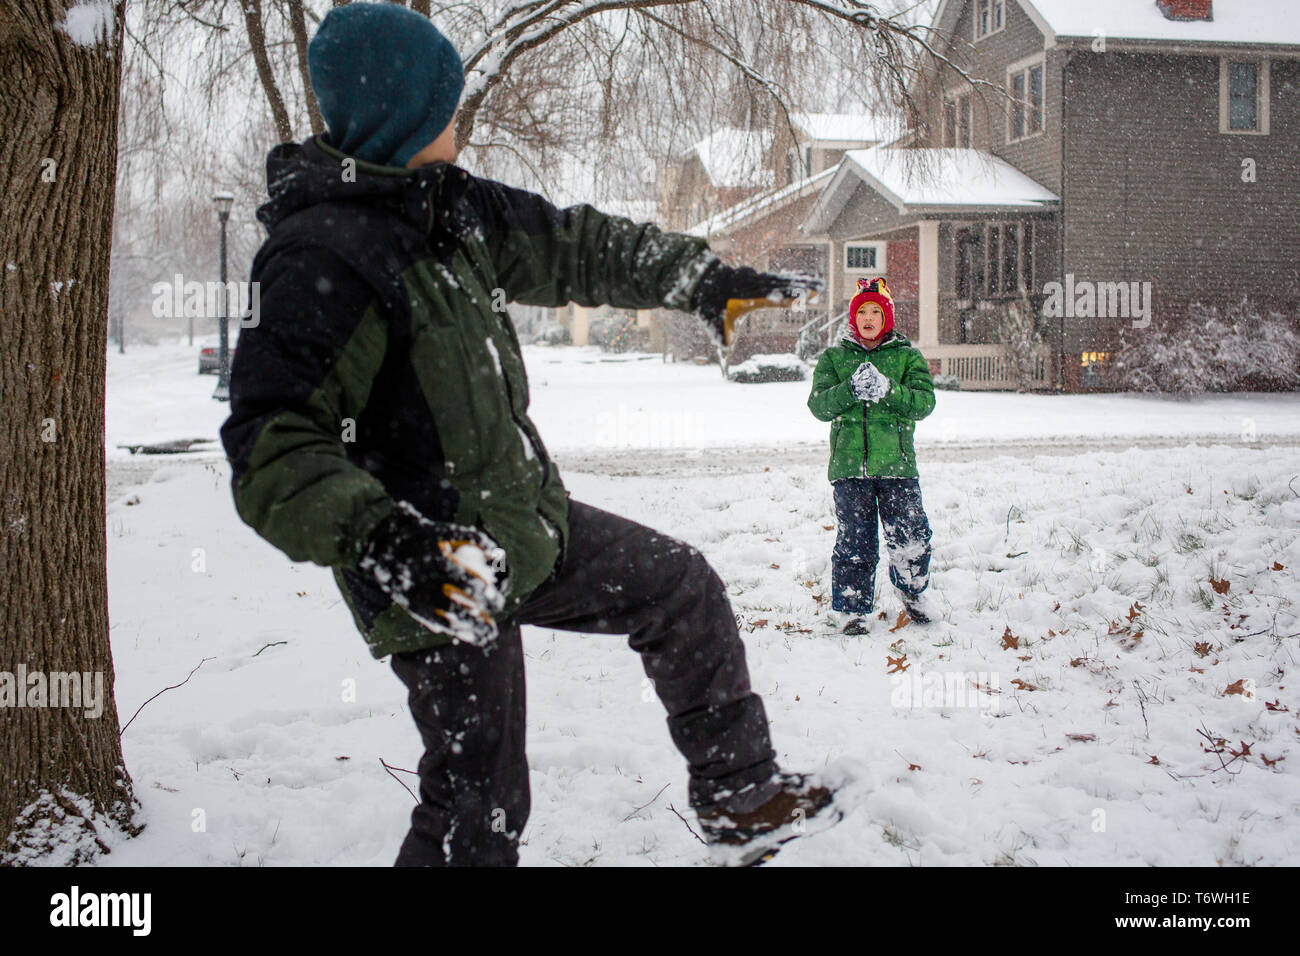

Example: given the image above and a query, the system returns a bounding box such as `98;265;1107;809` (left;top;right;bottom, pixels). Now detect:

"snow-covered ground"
98;341;1300;866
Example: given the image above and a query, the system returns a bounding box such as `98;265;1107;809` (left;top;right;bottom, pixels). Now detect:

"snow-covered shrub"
1109;300;1300;395
589;314;646;352
932;373;961;391
534;323;572;346
994;292;1045;392
727;353;809;383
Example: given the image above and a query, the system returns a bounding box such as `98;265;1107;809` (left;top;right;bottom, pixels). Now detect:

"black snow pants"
830;476;933;614
389;498;777;866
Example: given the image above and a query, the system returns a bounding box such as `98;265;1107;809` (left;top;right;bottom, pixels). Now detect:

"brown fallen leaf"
1261;753;1285;768
1210;577;1231;595
1272;561;1286;571
822;525;835;531
1194;641;1212;657
1010;678;1038;691
1147;754;1161;765
769;563;780;569
1066;733;1097;742
1001;626;1019;650
1126;602;1144;622
1224;679;1249;696
887;654;910;674
1265;699;1289;712
889;610;911;632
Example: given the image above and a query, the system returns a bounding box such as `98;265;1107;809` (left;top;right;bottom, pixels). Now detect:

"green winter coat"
807;333;936;481
221;136;717;659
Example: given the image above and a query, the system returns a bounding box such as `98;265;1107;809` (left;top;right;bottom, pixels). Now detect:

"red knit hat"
848;277;894;346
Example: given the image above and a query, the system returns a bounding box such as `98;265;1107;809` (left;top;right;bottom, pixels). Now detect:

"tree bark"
0;0;140;862
243;0;295;144
286;0;324;135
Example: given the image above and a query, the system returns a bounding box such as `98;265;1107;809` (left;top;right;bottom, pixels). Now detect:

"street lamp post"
212;192;234;401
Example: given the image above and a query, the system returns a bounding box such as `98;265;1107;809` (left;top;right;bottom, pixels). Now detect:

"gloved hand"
690;259;824;341
850;361;891;403
358;501;509;648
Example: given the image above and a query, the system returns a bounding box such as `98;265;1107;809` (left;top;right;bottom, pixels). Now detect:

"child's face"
855;303;885;339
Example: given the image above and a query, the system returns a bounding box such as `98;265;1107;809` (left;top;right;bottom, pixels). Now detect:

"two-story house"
801;0;1300;390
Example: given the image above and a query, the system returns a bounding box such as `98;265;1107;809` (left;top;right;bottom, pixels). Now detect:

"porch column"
917;220;939;348
826;238;837;315
571;304;590;346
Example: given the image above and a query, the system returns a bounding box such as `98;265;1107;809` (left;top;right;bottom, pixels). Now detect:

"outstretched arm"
467;177;715;314
466;176;821;338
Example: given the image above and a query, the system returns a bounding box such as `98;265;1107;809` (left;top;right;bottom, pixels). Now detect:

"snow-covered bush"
1109;300;1300;395
932;373;961;391
533;323;572;346
994;292;1045;392
727;353;809;383
589;314;646;353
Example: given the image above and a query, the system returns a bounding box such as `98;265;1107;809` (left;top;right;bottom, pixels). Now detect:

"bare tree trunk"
286;0;324;135
243;0;295;144
0;0;140;862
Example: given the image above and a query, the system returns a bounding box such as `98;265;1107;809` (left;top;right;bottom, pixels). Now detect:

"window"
956;222;1034;299
986;226;1000;294
845;242;886;272
955;227;984;299
944;92;972;148
974;0;1004;40
1220;58;1269;134
1081;351;1111;388
1002;224;1019;293
1007;59;1045;142
1022;221;1034;291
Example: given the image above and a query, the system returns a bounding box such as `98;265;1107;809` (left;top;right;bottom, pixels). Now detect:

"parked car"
197;335;237;374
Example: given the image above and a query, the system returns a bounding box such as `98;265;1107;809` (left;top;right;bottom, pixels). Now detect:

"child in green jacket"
807;277;938;634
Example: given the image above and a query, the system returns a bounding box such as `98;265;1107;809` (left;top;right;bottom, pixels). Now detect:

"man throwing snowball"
221;2;833;866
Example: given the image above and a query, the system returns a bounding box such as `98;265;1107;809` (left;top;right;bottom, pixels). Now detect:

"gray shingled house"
801;0;1300;390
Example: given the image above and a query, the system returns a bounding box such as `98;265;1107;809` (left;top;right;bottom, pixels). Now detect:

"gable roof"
933;0;1300;48
687;166;836;238
804;146;1058;232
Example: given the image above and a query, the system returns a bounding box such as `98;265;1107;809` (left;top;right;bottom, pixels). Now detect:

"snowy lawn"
97;343;1300;866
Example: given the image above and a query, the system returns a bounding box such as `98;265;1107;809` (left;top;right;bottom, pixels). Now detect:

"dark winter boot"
842;616;872;636
697;772;839;865
900;591;938;624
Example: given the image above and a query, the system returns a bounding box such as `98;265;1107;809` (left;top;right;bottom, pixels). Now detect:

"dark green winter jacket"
807;333;936;480
221;136;717;658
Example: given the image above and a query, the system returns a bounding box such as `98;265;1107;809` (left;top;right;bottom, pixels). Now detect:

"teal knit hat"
307;3;464;168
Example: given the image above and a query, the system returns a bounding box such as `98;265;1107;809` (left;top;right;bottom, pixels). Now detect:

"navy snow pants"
831;477;933;614
389;498;777;866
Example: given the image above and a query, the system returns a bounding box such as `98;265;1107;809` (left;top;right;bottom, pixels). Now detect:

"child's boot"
900;590;938;624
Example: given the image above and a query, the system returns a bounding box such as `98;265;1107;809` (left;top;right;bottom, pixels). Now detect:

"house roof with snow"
790;112;899;145
687;128;774;189
934;0;1300;49
687;166;836;238
804;147;1058;233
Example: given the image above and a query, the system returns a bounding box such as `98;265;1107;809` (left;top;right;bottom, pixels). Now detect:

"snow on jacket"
220;135;716;658
806;332;936;481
